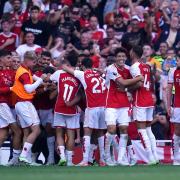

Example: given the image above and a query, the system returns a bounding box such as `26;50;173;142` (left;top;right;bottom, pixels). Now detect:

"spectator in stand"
88;0;107;28
16;32;41;61
88;16;106;43
50;36;65;60
121;12;152;51
10;0;29;37
21;5;52;49
169;0;180;17
74;32;91;51
162;48;177;76
160;48;177;109
0;16;19;51
100;27;121;57
100;26;115;50
143;44;154;63
157;42;169;60
155;16;180;50
3;0;26;13
79;3;91;29
113;12;127;41
69;5;81;32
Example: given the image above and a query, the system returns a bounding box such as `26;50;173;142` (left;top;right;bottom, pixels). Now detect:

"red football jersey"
106;64;131;108
50;70;80;115
79;18;90;28
0;69;15;104
168;67;180;107
130;62;154;107
91;31;104;42
0;32;18;51
74;69;106;108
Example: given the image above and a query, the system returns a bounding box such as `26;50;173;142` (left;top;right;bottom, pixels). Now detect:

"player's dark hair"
81;58;93;68
66;51;78;67
0;50;11;58
131;46;143;58
114;47;128;57
41;51;52;58
30;5;40;12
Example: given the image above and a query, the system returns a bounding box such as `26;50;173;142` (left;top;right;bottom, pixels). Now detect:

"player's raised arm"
62;64;76;75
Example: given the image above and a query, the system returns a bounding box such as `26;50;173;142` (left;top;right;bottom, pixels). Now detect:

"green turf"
0;165;179;180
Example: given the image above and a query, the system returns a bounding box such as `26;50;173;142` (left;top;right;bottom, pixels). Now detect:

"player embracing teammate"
62;57;107;166
129;46;158;165
105;47;143;166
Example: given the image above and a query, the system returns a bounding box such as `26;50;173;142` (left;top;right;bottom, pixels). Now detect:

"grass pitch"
0;165;179;180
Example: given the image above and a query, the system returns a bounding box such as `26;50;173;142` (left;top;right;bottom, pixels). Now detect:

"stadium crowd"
0;0;180;166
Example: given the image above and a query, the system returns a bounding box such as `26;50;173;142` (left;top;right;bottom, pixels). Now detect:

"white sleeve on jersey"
74;70;87;89
168;68;175;83
106;64;121;82
130;62;141;78
50;70;61;82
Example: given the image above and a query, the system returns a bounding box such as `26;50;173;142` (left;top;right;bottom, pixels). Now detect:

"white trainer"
117;159;129;166
106;158;116;166
7;157;20;166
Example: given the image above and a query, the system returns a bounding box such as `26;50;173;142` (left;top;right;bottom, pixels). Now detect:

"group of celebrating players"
0;45;180;167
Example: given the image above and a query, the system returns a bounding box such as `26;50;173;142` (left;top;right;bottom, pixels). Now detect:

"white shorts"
105;108;131;126
38;109;54;126
84;107;106;129
133;107;154;122
10;108;17;120
0;103;16;128
15;101;40;128
53;113;80;129
170;108;180;123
